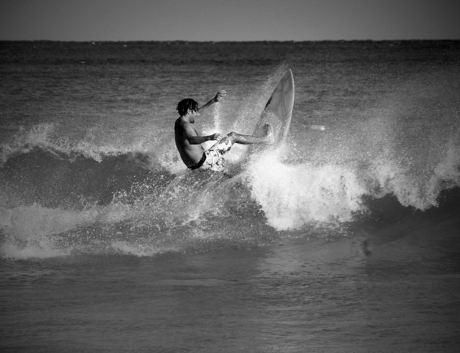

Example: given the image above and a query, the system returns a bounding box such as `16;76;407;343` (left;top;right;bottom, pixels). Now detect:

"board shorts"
189;137;233;172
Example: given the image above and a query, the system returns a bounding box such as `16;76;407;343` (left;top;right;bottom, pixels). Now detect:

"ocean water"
1;41;459;352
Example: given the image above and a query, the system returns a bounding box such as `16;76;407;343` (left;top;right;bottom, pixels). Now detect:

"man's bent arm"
187;134;219;144
183;124;221;144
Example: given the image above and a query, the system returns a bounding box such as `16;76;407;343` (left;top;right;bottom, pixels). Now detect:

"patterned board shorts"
200;137;233;172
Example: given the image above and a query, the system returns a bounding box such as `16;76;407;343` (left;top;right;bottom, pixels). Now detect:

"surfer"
174;90;274;172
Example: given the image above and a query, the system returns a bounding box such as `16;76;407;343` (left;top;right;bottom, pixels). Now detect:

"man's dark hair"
177;98;199;115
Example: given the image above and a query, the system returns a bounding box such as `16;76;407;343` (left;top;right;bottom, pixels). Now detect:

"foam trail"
0;204;100;259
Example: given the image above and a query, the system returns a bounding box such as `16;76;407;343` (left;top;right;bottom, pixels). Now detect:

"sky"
1;0;459;41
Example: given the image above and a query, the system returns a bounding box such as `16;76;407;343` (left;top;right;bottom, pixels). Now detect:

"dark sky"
1;0;460;41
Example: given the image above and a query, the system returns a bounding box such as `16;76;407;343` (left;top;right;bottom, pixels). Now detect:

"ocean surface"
1;40;459;352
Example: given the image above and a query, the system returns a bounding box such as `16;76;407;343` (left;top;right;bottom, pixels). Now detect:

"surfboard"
252;69;295;145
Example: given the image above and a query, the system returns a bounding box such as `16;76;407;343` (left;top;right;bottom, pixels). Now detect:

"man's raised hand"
213;90;227;103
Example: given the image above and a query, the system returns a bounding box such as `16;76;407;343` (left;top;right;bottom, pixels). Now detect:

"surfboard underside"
253;69;295;145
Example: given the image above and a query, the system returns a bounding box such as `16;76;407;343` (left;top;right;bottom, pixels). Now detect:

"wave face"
1;125;458;259
1;41;459;259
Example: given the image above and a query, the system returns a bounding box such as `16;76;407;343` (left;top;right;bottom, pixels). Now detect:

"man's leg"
201;124;274;171
225;123;274;145
206;123;274;155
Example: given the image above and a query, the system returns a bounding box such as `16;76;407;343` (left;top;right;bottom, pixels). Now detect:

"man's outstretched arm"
198;90;226;112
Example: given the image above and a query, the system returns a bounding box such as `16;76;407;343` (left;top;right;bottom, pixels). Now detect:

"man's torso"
174;118;204;167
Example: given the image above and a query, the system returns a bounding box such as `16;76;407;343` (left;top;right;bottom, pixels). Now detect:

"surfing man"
174;90;274;172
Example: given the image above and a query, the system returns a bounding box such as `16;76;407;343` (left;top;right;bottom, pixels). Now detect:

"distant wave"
1;122;147;166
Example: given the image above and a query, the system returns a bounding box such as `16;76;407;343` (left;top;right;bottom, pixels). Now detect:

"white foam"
247;148;367;230
0;203;116;259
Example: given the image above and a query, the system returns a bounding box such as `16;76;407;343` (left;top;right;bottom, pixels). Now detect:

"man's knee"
226;131;238;141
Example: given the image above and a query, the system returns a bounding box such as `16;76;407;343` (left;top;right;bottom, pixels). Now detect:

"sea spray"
428;144;460;200
247;148;367;230
213;102;221;133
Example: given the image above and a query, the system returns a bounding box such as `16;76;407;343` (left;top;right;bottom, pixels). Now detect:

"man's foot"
264;123;275;144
